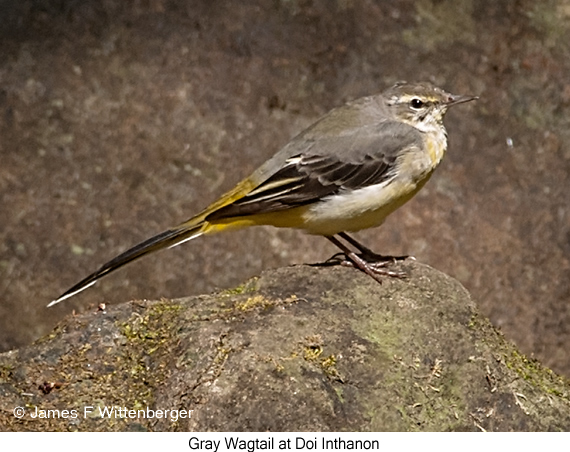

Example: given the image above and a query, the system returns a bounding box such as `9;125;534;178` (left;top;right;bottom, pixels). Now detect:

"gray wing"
206;121;422;221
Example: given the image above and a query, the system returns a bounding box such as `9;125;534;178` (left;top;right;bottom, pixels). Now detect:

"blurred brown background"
1;0;569;376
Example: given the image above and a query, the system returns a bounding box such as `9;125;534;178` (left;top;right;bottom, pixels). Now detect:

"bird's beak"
446;93;478;106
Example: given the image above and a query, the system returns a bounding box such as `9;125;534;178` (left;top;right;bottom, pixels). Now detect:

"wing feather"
206;121;422;221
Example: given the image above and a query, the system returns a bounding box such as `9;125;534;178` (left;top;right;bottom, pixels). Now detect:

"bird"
49;81;476;307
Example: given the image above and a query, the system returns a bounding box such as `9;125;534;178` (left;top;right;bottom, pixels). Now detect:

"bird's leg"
325;236;406;282
338;232;409;263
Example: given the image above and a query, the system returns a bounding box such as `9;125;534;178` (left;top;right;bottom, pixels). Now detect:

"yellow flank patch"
204;205;312;234
204;172;435;237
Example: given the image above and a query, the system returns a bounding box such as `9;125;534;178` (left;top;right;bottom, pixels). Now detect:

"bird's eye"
410;98;424;109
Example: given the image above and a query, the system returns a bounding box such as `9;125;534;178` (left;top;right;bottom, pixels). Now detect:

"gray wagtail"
49;81;476;307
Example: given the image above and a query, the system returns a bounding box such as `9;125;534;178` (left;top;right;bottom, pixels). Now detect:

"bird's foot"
342;253;409;281
356;250;411;264
325;252;409;281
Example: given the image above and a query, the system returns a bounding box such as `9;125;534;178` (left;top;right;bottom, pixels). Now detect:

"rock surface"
1;263;568;431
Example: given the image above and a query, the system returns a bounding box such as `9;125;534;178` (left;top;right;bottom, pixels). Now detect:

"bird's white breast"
300;177;419;235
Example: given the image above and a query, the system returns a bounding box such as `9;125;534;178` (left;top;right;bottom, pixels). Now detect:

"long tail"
48;221;206;307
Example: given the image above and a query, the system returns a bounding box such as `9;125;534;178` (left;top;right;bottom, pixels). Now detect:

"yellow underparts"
203;171;434;237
